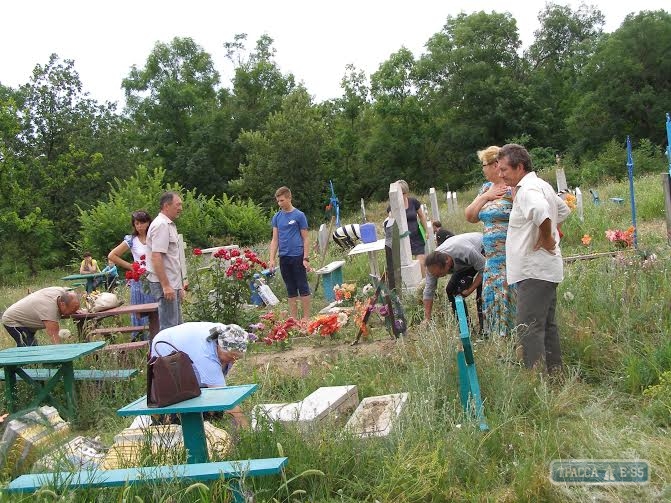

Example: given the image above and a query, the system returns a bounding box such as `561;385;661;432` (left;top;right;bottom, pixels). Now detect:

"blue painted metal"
666;112;671;177
329;180;341;227
0;368;137;381
454;296;488;431
6;457;288;493
626;136;639;249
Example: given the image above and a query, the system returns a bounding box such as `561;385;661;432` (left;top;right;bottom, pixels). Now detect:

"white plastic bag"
91;292;123;313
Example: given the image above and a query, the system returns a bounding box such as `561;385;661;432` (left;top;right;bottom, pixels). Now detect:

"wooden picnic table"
117;385;258;464
61;272;110;293
69;302;159;341
0;341;106;419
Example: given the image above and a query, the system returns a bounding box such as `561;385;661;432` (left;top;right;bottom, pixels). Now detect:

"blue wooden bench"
589;189;600;205
6;457;288;502
0;368;138;381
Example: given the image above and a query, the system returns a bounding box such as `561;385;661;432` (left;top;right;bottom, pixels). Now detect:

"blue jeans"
148;282;183;331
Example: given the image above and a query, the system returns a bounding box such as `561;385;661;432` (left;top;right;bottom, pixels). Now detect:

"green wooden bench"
0;368;138;381
6;457;288;502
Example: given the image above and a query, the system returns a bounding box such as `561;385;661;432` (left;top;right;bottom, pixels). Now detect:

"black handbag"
147;341;202;408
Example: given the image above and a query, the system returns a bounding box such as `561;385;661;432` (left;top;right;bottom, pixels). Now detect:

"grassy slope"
0;173;670;501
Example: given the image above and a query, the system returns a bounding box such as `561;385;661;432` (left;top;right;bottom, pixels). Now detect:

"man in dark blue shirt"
269;186;311;323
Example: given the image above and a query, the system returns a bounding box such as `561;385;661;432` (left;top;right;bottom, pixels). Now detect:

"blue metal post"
626;136;638;249
329;180;340;227
454;296;488;431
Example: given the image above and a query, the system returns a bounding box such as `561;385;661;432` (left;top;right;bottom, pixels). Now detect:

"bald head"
58;291;80;316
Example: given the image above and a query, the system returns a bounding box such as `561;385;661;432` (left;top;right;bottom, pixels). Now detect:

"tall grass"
1;173;671;501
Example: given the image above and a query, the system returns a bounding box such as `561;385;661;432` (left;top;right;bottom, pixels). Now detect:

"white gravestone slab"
425;220;435;253
575;187;584;222
345;393;409;438
252;386;359;431
318;223;330;253
388;183;422;288
429;187;440;222
556;167;568;193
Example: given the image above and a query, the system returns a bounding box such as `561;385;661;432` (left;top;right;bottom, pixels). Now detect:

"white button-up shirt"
506;172;570;285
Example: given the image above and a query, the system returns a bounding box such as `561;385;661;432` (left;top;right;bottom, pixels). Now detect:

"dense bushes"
76;166;269;262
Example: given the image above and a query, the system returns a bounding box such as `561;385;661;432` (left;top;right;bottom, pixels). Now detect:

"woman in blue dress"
464;146;516;337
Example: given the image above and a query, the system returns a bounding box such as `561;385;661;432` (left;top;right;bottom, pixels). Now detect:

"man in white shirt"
497;144;570;373
147;191;185;330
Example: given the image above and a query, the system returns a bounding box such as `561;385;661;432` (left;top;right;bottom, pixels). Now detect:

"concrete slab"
252;385;359;431
345;393;409;438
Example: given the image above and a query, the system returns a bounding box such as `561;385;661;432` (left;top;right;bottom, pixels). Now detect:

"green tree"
525;3;605;150
415;12;531;186
567;10;671;157
123;37;234;194
231;88;327;223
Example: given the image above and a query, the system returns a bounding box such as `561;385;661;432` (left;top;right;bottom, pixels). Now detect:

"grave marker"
388;182;422;289
575;187;584;222
429;187;440;222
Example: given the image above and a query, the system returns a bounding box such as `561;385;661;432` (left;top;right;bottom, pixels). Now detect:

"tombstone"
575;187;584;222
384;219;402;294
662;173;671;245
318;223;330;253
556;167;568;193
447;192;458;214
388;183;422;289
345;393;409;438
425;220;435;253
360;198;367;223
178;234;187;281
429;187;440;222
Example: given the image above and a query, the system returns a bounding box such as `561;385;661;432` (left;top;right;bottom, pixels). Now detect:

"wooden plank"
91;325;147;335
117;385;257;416
0;368;138;381
6;457;288;492
101;340;148;352
0;342;106;365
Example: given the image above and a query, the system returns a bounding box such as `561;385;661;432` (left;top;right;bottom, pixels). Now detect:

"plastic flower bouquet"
605;226;635;248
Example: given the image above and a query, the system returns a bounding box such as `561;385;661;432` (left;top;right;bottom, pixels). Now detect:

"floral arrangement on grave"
605;226;635;248
334;283;356;304
564;193;577;211
307;312;349;338
250;312;304;349
185;247;268;325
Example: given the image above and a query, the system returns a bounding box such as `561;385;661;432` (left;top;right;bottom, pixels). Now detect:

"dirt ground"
233;336;401;378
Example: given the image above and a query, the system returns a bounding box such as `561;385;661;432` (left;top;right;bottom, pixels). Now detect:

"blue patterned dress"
477;183;516;337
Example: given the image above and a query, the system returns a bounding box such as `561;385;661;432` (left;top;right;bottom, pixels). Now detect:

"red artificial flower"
125;271;133;280
140;255;146;260
193;248;203;256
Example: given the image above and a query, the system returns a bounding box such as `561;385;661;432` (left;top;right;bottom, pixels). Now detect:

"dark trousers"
4;325;38;347
446;267;483;332
516;279;562;373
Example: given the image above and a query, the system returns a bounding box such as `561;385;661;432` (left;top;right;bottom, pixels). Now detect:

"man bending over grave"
2;287;80;346
423;232;485;331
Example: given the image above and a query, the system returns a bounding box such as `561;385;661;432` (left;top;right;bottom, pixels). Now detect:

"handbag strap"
153;340;180;354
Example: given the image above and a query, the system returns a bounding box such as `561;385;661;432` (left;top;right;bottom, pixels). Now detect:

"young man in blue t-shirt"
268;186;311;322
